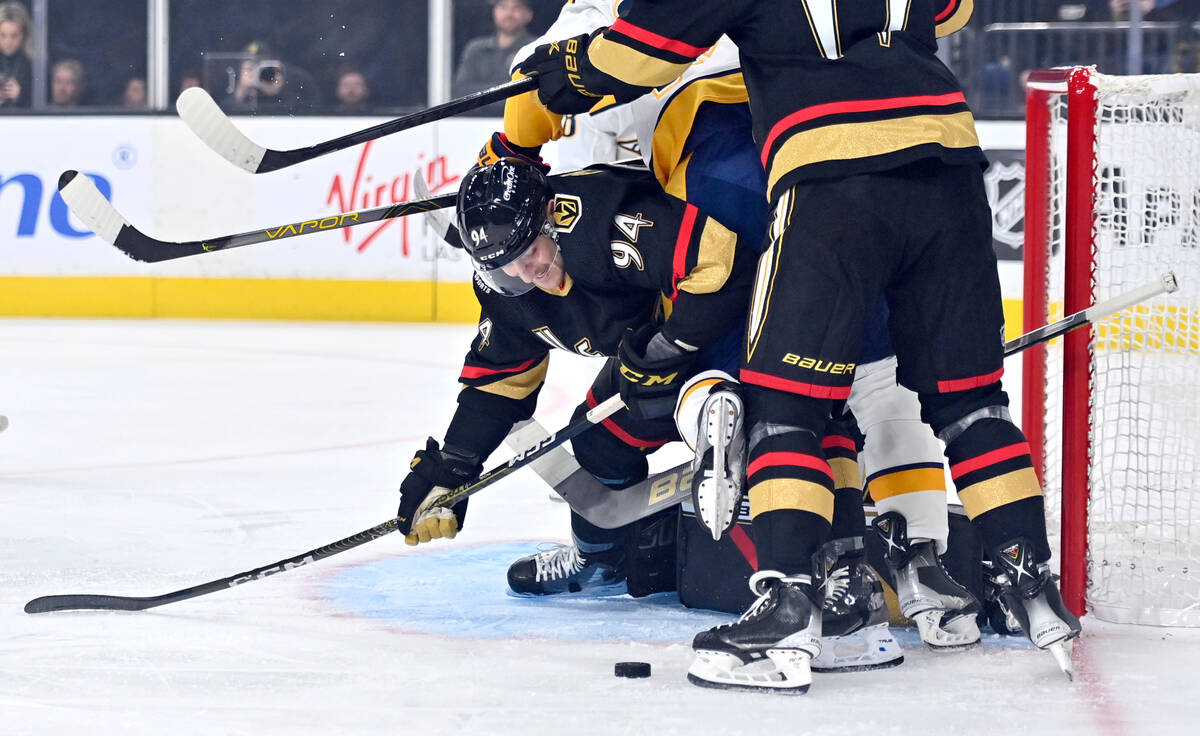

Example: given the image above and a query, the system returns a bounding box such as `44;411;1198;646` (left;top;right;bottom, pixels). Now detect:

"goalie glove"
396;438;482;545
617;324;697;422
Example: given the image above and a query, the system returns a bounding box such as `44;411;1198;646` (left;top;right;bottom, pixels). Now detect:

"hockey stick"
23;394;625;614
507;273;1182;530
57;170;455;263
177;76;537;174
1003;271;1178;355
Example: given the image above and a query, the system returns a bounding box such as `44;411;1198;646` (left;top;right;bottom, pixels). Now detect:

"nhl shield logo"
553;194;582;233
984;160;1025;259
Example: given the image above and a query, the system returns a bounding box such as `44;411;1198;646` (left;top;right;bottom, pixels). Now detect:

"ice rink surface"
3;318;1199;736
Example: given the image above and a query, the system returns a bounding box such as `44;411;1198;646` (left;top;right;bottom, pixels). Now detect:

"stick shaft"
1003;271;1177;356
23;395;625;614
259;77;537;172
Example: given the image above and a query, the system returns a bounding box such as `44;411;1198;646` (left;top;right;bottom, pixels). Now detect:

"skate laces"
533;545;585;583
822;565;852;603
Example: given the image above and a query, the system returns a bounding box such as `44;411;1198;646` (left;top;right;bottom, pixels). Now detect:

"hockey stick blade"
23;395;625;614
57;170;455;263
178;76;537;174
1003;271;1178;355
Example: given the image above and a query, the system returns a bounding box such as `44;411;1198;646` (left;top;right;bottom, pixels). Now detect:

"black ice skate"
506;541;627;597
813;538;903;673
989;537;1082;680
691;382;746;541
872;511;981;650
688;571;822;694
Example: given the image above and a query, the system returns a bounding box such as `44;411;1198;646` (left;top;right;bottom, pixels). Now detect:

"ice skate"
813;539;903;672
688;571;821;694
989;538;1082;680
506;541;627;597
690;382;746;541
872;511;981;650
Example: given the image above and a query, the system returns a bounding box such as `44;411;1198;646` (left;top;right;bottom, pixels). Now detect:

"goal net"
1024;67;1200;626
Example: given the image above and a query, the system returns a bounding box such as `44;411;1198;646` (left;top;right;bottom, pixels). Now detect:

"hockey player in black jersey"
518;0;1081;691
395;156;757;599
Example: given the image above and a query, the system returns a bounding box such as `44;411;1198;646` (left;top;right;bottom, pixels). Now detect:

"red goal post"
1023;66;1200;626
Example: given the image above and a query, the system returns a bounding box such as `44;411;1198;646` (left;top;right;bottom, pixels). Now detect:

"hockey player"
517;1;1082;692
395;156;757;600
488;0;981;656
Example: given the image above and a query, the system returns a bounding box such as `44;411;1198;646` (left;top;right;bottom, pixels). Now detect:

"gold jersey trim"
766;110;980;197
867;467;947;501
957;466;1042;519
749;477;835;521
650;72;750;194
588;34;693;88
677;216;737;296
828;457;863;492
469;357;549;400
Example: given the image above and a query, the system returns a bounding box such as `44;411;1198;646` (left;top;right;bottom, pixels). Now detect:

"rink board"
2;116;1024;324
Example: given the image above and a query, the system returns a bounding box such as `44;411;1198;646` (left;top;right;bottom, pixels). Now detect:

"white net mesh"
1036;70;1200;626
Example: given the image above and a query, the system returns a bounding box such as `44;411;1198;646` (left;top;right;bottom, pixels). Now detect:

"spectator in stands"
0;1;32;110
332;65;370;113
452;0;535;115
177;69;201;96
222;39;321;114
122;76;147;108
50;59;85;108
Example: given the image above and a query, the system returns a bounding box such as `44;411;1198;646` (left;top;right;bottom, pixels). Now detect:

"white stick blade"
57;172;130;245
176;87;267;173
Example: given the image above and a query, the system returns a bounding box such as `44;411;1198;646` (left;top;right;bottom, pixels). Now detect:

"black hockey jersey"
445;162;756;458
572;0;985;201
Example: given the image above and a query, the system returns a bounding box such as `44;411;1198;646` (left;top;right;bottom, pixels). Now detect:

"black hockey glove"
477;131;550;173
516;32;610;115
396;438;482;545
617;325;697;422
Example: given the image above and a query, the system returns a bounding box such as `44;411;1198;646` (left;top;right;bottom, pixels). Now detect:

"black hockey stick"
1003;271;1178;355
501;273;1183;530
57;170;455;263
23;394;625;614
177;76;537;174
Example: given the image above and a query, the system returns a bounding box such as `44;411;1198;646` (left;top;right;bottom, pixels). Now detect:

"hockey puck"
614;661;651;679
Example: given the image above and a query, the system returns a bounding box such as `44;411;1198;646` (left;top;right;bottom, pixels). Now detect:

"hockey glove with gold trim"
516;32;612;115
396;438;482;545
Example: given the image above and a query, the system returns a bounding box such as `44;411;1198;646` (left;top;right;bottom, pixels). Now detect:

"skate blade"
913;611;981;651
505;581;628;599
688;649;812;694
812;625;905;673
1048;639;1074;681
694;476;739;542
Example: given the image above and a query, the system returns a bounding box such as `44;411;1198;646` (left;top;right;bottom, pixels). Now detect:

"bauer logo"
0;171;114;239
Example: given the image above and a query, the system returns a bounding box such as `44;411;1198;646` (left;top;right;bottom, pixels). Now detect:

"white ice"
3;318;1199;736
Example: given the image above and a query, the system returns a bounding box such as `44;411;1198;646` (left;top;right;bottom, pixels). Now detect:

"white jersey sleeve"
553;106;640;172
